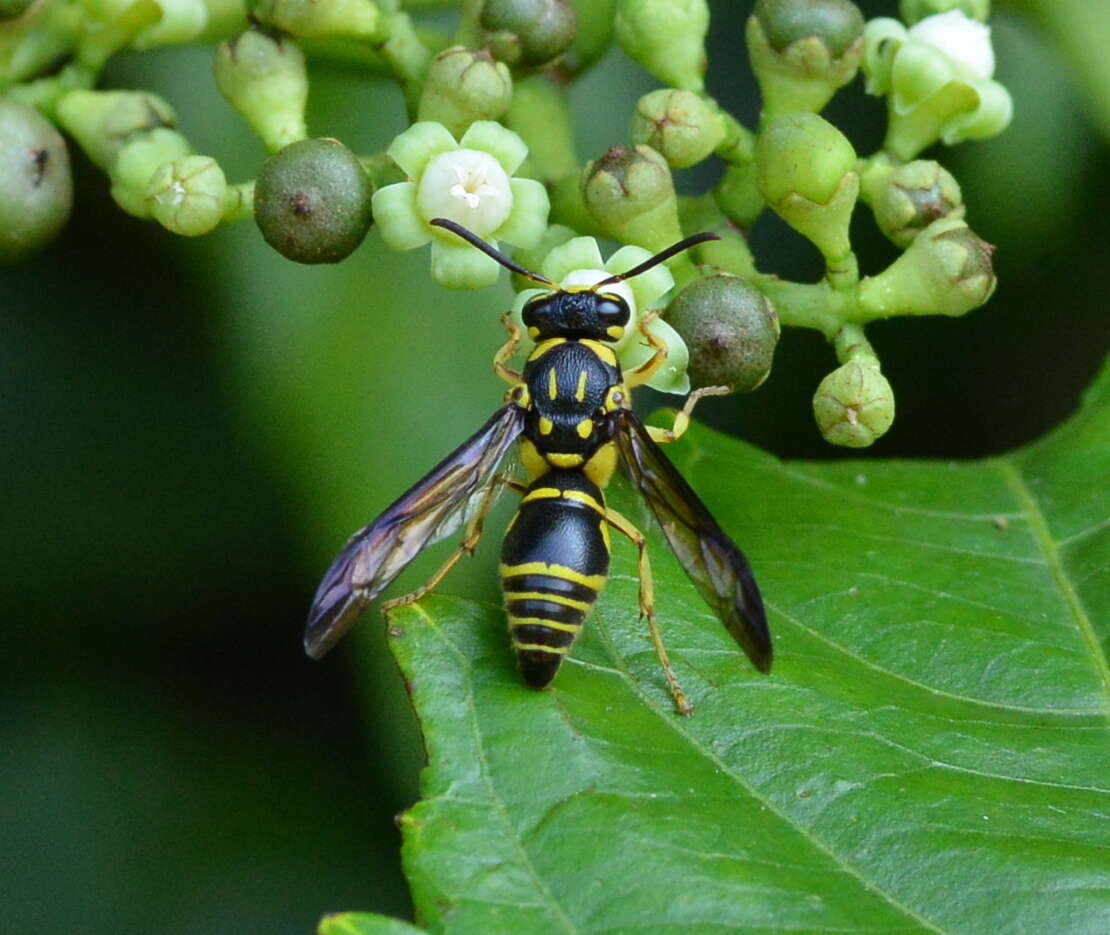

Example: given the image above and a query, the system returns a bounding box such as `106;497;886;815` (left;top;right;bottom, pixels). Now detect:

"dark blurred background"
2;1;1108;931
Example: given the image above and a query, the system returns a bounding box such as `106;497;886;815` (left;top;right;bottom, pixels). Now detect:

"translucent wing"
305;405;525;660
615;409;772;672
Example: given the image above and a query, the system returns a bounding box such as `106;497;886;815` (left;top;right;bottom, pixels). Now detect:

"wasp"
305;218;771;713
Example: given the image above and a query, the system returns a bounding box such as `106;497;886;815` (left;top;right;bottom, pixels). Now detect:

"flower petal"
372;182;430;251
941;79;1012;144
431;238;501;290
496;178;550;248
460;121;528;175
387;122;459;180
620;317;690;395
605;244;674;310
541;236;605;282
862;18;907;97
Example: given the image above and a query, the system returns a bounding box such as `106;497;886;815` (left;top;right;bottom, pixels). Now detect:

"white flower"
417;149;512;237
908;10;994;81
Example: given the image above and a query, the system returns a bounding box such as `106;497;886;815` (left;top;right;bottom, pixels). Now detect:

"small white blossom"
417;149;512;237
908;10;994;80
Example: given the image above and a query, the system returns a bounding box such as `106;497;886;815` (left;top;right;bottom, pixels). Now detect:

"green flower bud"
755;112;858;260
714;163;764;229
255;138;373;264
480;0;576;68
214;29;308;154
861;158;964;248
0;99;72;263
747;0;865;118
55;90;176;170
629;89;725;169
110;127;192;218
858;217;995;319
416;47;513;138
563;0;618;73
614;0;709;92
255;0;381;40
901;0;989;25
0;0;35;19
667;274;779;392
582;144;683;252
145;155;227;236
813;361;894;447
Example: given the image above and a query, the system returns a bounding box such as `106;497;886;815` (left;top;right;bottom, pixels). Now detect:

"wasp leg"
604;505;693;716
494;313;523;385
382;474;524;613
624;311;668;389
646;385;732;444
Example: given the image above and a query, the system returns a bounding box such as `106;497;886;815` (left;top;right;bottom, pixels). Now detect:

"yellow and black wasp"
305;218;771;713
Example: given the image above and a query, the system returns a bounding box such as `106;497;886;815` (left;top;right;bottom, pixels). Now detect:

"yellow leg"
493;313;522;385
646;385;732;444
625;311;667;389
605;505;692;716
382;474;522;613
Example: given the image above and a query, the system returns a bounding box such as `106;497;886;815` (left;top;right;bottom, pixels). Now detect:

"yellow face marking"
528;337;566;362
561;489;605;515
527;327;540;340
499;561;606;590
538;416;554;436
504;591;592;613
583;441;618;488
576;418;594;440
520;439;548;479
547;368;558;400
510;642;570;655
547;452;583;469
606;326;625;340
580;339;617;367
508;617;583;634
575;370;588;402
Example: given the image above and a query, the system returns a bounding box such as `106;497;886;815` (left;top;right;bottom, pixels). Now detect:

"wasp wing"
615;409;772;672
305;404;525;660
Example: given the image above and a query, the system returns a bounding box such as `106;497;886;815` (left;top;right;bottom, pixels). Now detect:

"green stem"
832;323;878;368
505;75;578;184
77;0;161;71
222;181;255;223
751;275;852;338
374;12;434;116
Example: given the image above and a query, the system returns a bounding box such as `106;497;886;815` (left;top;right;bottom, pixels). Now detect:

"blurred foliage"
2;1;1108;932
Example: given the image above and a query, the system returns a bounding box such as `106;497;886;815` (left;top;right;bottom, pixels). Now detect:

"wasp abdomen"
499;473;611;688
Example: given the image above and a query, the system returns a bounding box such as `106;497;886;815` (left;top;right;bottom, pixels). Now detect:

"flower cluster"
1;0;1012;441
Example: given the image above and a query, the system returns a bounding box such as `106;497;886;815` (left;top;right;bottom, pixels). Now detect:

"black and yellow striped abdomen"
499;472;611;688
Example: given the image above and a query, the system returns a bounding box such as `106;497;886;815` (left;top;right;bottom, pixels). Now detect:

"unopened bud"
756;112;858;259
146;155;228;236
748;0;865;117
417;47;512;138
858;217;996;319
629;89;725;169
582;144;682;251
480;0;576;68
862;158;964;247
813;361;895;447
214;30;308;153
614;0;709;92
110;127;192;218
667;274;779;392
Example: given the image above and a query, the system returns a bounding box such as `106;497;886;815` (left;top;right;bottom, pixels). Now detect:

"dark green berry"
480;0;577;68
754;0;864;59
667;274;779;392
0;100;73;264
254;138;373;264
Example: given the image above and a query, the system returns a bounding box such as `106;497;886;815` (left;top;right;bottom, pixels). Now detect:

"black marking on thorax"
523;341;620;454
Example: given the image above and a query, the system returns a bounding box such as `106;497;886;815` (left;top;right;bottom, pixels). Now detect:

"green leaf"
318;911;428;935
387;356;1110;933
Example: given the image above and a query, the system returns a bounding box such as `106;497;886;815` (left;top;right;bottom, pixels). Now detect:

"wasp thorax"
522;289;630;341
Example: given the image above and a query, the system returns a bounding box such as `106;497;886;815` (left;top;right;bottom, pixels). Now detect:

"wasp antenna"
429;218;554;286
596;232;721;286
